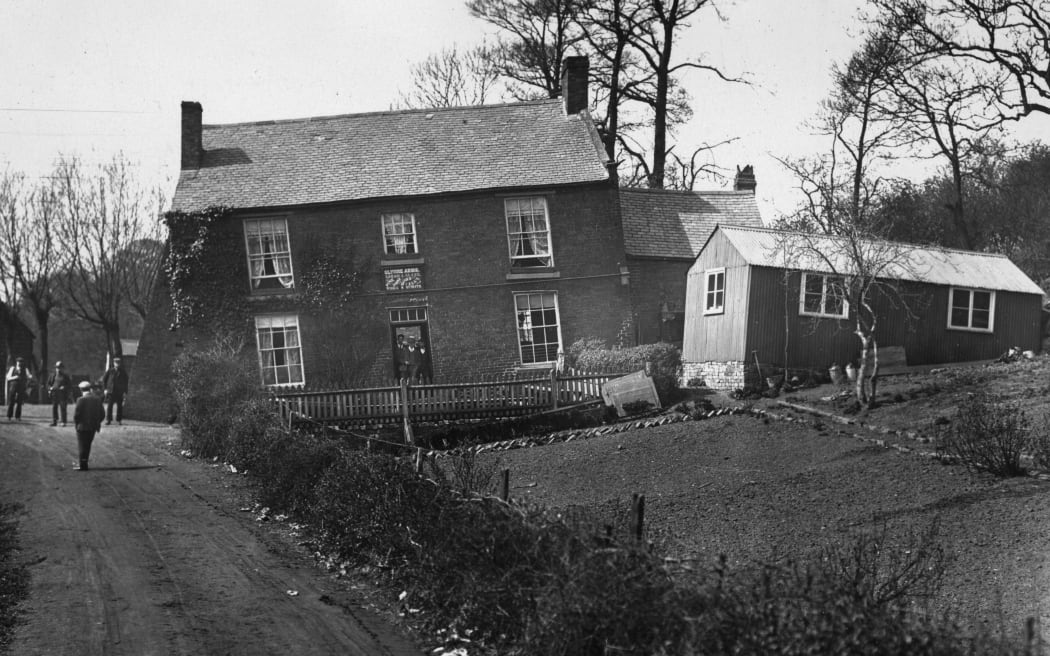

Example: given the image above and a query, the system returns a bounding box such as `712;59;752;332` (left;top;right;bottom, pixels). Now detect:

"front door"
390;316;432;383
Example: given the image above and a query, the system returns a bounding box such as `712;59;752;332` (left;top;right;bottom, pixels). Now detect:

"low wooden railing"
271;368;627;427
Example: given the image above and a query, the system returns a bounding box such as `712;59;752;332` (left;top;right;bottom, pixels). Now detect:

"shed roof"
619;188;764;259
711;225;1044;295
172;100;611;212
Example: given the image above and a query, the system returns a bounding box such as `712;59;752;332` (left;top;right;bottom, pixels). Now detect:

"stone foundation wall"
681;360;760;391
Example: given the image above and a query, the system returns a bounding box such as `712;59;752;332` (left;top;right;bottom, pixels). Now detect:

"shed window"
704;268;725;315
799;273;848;319
506;198;552;268
244;218;294;291
255;315;304;386
948;288;995;332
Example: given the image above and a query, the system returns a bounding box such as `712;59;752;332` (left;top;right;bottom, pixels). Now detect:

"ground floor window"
948;287;995;332
255;315;304;386
514;292;561;364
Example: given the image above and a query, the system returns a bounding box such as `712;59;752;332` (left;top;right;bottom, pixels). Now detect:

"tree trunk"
35;311;49;404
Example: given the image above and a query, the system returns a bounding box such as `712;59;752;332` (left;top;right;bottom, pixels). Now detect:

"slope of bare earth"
0;405;424;656
477;358;1050;643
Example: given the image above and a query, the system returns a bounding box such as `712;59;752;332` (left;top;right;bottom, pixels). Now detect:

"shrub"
1029;413;1050;472
171;336;264;458
939;393;1030;476
566;338;682;404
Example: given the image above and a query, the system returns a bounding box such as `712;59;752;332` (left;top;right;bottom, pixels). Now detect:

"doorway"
389;307;432;383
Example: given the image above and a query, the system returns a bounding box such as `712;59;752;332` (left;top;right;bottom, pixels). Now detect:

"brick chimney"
734;164;756;193
561;56;589;115
180;101;203;170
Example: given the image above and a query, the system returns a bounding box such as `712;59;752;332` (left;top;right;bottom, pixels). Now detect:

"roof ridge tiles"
201;98;560;129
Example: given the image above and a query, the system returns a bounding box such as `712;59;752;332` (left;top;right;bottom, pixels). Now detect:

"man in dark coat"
102;357;129;425
47;361;73;426
73;381;105;471
404;337;423;383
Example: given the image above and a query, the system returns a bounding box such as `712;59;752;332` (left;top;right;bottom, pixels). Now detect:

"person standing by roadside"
46;361;72;426
102;357;129;425
73;381;105;471
5;357;31;422
416;338;433;384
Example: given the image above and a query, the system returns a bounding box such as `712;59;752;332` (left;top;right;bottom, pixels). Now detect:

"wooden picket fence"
271;367;627;427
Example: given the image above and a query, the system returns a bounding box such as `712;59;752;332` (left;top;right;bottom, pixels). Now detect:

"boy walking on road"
73;381;105;471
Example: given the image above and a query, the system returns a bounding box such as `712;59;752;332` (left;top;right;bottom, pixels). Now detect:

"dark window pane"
972;309;990;329
972;291;991;312
951;307;969;327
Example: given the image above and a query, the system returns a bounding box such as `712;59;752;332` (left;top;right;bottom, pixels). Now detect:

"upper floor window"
255;315;304;386
948;287;995;332
382;213;418;255
515;292;561;365
244;218;294;290
506;197;552;268
704;268;725;315
799;272;848;319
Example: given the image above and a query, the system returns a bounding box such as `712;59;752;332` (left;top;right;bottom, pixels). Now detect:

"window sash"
704;269;725;314
244;218;294;290
382;213;418;255
505;198;553;268
948;288;995;331
514;292;561;364
255;315;304;386
799;273;848;318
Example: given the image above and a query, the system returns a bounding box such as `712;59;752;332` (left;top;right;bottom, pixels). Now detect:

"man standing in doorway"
102;357;129;425
47;361;72;426
73;381;104;470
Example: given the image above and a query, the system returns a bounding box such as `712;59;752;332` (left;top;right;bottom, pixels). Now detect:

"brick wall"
133;182;635;411
626;257;691;345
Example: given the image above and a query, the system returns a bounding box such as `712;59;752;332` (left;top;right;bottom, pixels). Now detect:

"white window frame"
243;218;294;291
947;287;996;333
799;272;849;319
254;315;305;387
505;197;553;269
381;213;418;255
703;268;726;315
514;291;562;365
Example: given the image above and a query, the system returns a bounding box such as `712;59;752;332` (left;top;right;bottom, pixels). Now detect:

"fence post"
550;366;559;410
630;493;645;542
414;447;424;475
400;378;415;445
501;468;510;502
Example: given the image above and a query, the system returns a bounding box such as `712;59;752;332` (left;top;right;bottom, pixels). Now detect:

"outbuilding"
681;225;1045;390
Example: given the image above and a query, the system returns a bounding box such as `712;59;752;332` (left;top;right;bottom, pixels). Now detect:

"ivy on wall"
163;206;251;334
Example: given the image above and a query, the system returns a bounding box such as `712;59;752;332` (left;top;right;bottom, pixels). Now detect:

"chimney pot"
561;56;589;115
734;164;756;193
181;101;203;170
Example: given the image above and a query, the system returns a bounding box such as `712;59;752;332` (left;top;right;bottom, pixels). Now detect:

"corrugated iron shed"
715;225;1044;296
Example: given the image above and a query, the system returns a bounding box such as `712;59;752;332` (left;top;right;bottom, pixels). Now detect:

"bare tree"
399;44;506;108
611;0;745;188
0;172;29;371
52;155;165;360
0;170;63;387
468;0;586;99
872;0;1050;120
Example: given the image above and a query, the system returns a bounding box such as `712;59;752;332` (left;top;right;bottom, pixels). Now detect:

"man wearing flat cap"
47;361;72;426
73;381;104;471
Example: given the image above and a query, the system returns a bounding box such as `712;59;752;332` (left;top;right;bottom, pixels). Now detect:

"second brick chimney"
181;101;203;170
561;56;589;115
734;164;757;193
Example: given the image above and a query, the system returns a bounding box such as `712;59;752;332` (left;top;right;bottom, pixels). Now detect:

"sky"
2;0;1047;221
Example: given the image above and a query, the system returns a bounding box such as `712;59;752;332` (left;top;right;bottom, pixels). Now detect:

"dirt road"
0;404;423;656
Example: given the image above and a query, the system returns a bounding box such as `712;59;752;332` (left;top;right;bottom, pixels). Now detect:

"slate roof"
713;225;1044;295
619;188;764;259
172;100;610;212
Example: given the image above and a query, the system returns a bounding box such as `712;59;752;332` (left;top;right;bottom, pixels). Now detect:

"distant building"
682;225;1044;390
